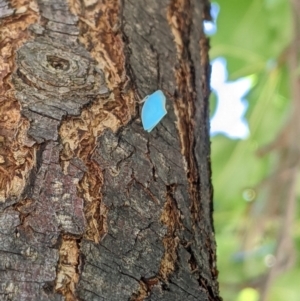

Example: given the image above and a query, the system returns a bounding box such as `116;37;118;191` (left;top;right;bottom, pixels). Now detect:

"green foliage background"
209;0;300;300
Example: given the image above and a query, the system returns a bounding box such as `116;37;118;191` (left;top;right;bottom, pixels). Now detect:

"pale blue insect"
141;90;167;132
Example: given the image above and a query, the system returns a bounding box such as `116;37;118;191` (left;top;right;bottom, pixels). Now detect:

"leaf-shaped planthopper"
141;90;167;132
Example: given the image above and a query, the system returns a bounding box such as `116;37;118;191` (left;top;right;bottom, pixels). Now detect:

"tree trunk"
0;0;219;300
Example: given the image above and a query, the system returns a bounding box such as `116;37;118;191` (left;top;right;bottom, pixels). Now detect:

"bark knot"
13;38;109;143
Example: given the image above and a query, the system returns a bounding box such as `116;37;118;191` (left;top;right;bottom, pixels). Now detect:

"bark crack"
158;184;182;281
55;235;81;301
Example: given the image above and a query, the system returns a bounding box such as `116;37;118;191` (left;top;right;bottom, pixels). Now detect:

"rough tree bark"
0;0;220;300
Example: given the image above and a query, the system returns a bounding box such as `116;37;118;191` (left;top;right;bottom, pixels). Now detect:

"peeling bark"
0;0;220;300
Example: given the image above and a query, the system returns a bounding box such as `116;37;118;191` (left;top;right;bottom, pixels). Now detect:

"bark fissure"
55;235;81;301
62;0;136;244
168;1;220;299
159;184;182;280
167;0;200;226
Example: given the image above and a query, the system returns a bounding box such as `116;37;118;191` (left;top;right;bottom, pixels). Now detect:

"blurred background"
205;1;300;300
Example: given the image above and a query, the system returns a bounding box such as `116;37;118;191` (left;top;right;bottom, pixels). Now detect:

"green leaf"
210;0;292;79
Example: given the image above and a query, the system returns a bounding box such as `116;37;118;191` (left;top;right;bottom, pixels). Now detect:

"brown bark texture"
0;0;219;300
